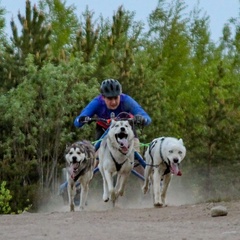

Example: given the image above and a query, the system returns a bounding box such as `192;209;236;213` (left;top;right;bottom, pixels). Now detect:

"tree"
10;0;52;66
141;0;192;140
0;55;99;211
95;6;144;82
72;7;100;63
38;0;79;59
0;4;8;93
1;0;52;91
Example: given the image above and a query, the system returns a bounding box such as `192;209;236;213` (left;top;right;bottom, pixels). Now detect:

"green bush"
0;181;12;214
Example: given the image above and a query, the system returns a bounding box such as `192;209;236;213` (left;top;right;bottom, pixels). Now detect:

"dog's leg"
79;182;88;210
102;177;109;202
104;170;116;202
152;169;162;207
116;170;131;197
161;173;172;206
142;165;152;194
99;165;110;202
68;180;76;212
114;174;121;197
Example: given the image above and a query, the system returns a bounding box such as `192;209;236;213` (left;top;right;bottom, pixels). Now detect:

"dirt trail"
1;175;240;240
1;201;240;240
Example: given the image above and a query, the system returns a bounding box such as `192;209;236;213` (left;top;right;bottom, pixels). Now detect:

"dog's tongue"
68;165;75;177
118;138;129;150
171;163;182;176
68;164;78;178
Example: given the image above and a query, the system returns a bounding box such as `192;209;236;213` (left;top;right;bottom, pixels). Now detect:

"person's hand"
79;116;91;123
134;115;146;125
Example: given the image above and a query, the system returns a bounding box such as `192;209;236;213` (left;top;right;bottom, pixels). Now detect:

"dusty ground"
0;174;240;240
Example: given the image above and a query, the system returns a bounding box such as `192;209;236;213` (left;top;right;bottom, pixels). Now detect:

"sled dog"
142;137;186;207
65;140;95;211
98;119;135;206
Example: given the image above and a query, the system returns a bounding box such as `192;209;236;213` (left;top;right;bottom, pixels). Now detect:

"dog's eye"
69;152;73;155
169;150;173;153
179;151;182;154
77;151;81;155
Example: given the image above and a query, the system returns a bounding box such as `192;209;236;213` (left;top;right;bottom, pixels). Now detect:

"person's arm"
74;96;101;128
123;95;152;126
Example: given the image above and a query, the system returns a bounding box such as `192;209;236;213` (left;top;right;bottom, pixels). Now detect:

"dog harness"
110;151;128;172
102;141;131;172
147;137;171;176
72;167;88;182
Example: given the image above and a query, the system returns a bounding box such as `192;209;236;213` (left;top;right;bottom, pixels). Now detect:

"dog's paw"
142;185;148;194
79;206;84;211
154;202;163;208
118;189;124;197
70;203;75;212
103;193;109;202
110;191;117;202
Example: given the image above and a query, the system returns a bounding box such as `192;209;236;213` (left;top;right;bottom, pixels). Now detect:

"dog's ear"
178;138;184;145
110;119;116;127
65;142;71;149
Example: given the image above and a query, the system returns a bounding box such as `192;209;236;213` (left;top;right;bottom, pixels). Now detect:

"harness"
110;151;128;172
103;141;131;172
73;167;87;182
147;137;171;176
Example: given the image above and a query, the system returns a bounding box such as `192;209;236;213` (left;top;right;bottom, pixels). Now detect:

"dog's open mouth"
116;133;129;154
170;163;182;176
69;162;80;178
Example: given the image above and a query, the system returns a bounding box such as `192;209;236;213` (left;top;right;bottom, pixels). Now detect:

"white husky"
142;137;186;207
98;119;135;206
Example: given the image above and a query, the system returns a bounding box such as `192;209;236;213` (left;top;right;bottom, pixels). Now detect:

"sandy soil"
1;174;240;240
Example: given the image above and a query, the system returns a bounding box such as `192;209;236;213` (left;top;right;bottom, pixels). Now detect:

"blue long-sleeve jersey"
74;94;151;128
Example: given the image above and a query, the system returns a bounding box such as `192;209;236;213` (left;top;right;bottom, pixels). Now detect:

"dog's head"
108;119;134;154
65;141;94;179
164;138;186;175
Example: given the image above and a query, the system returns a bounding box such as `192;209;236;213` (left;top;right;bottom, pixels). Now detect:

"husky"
65;140;95;211
98;119;135;206
142;137;186;207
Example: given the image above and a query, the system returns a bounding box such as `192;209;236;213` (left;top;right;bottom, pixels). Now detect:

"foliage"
38;0;79;58
10;0;52;65
0;3;5;36
1;54;98;211
1;0;52;92
0;181;12;214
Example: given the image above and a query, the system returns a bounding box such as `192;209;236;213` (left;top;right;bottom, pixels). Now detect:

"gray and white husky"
65;140;95;211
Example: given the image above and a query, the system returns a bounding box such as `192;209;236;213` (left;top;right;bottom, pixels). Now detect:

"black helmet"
100;79;122;97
